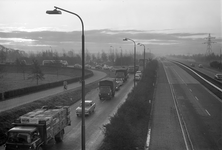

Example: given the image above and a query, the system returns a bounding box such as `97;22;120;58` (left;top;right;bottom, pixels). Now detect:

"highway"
0;69;106;112
41;75;134;150
150;60;222;150
0;73;134;150
1;61;221;150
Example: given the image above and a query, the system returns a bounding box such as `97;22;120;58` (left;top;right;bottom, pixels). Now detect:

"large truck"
4;106;71;150
128;66;135;74
98;78;116;100
115;68;128;82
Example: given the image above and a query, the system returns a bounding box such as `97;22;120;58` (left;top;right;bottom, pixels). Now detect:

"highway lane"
0;69;106;112
167;57;222;82
164;61;222;150
43;75;134;150
149;61;187;150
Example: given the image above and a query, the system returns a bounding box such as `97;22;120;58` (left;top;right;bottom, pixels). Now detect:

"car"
116;78;124;86
214;73;222;80
134;74;141;81
190;63;195;67
115;83;121;91
76;100;96;116
198;64;203;68
136;71;142;77
74;64;82;68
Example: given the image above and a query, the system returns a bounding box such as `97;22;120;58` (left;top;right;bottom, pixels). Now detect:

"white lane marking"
172;68;186;84
173;61;222;92
205;110;211;116
189;89;192;92
145;128;152;150
163;63;190;150
195;96;199;101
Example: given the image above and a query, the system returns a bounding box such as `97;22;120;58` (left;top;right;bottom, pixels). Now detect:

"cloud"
0;29;220;55
0;37;36;42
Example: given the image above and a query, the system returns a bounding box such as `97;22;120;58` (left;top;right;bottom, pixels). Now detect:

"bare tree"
28;59;45;85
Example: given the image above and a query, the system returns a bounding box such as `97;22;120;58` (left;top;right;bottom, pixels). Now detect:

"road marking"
173;61;222;92
149;100;151;103
205;110;211;116
189;89;192;92
163;63;191;150
195;96;199;101
145;128;151;150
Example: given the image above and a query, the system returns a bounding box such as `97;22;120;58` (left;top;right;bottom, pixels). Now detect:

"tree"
15;58;26;80
28;59;45;85
0;49;7;63
101;51;108;63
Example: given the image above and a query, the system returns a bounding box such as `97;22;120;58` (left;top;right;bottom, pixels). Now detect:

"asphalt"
149;61;186;150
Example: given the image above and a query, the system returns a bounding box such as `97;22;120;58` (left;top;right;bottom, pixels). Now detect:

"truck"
98;78;116;100
115;68;128;82
4;106;71;150
128;66;135;74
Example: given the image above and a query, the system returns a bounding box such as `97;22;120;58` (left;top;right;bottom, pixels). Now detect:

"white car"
136;71;142;77
76;100;96;116
116;78;124;86
134;74;141;81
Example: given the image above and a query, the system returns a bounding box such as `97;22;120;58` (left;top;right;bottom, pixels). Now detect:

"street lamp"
119;46;122;66
137;43;146;72
46;6;86;150
110;46;115;64
123;38;136;87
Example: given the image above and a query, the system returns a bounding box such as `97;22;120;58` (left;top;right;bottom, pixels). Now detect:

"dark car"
214;73;222;80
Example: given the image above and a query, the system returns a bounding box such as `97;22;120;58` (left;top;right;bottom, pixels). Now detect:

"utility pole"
203;33;216;56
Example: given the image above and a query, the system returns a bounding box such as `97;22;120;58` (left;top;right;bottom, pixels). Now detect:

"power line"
203;33;216;55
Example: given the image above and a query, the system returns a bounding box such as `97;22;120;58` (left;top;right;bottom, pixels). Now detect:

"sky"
0;0;221;56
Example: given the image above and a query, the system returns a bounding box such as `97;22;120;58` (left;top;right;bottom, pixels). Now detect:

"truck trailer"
4;106;71;150
98;78;116;100
115;68;128;82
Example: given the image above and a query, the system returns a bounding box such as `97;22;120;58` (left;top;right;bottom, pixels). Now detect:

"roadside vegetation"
99;60;158;150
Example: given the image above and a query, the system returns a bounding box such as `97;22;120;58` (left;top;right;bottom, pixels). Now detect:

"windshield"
116;72;124;78
116;78;122;81
8;132;31;144
99;86;111;93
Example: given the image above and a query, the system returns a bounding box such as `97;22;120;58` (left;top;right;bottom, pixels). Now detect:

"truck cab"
5;126;42;150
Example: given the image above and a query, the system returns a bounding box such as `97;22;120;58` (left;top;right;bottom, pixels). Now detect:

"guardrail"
172;61;222;99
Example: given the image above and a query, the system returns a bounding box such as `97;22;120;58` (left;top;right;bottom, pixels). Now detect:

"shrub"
100;60;158;150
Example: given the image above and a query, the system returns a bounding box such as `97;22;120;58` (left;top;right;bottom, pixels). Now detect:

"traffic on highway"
0;1;221;149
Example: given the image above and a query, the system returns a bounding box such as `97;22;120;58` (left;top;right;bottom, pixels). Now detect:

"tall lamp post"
123;38;136;87
119;46;122;66
137;43;146;72
46;6;86;150
110;46;115;64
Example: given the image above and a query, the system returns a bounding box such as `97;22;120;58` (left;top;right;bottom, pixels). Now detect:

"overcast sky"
0;0;221;56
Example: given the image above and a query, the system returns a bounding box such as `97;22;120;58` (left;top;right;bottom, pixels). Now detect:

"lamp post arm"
54;6;84;33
